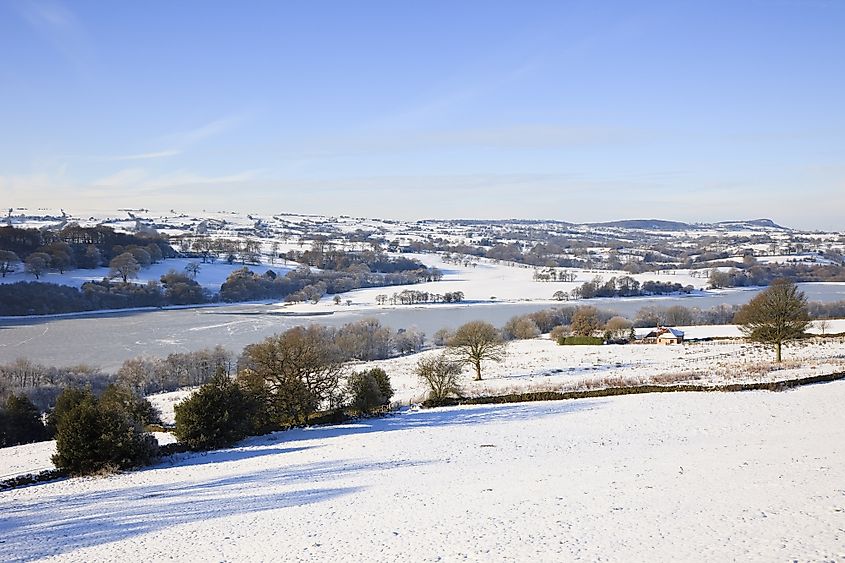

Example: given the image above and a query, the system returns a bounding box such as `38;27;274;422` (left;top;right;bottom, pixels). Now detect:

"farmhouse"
642;327;685;344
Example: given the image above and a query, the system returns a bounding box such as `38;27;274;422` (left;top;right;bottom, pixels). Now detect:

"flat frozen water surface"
3;382;844;562
2;282;845;371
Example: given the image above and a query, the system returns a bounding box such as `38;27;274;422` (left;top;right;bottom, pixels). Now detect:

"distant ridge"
587;219;692;231
586;218;789;231
715;218;787;230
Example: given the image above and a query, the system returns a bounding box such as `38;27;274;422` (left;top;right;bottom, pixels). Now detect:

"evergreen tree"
52;393;158;475
4;395;47;446
174;374;255;450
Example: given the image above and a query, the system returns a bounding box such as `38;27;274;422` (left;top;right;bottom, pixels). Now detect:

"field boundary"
423;370;845;407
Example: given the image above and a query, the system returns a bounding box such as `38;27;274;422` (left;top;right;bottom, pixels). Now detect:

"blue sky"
1;0;843;229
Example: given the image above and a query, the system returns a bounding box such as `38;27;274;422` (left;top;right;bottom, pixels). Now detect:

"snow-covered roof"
658;328;685;338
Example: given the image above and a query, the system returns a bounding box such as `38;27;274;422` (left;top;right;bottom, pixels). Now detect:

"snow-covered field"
278;252;711;314
2;382;844;561
353;333;845;405
138;329;845;425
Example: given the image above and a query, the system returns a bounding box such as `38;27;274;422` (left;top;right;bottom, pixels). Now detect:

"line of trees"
0;270;207;315
219;265;434;303
569;276;694;299
708;264;845;289
389;290;465;305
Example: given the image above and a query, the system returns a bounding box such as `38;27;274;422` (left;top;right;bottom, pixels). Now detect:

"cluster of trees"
1;383;160;476
108;319;424;399
0;270;207;315
441;253;481;268
174;334;399;451
532;268;578;282
115;347;235;395
0;359;111;412
176;320;506;435
708;264;845;289
570;276;694;300
177;236;262;265
288;246;430;275
389;290;465;305
219;265;431;303
0;224;174;278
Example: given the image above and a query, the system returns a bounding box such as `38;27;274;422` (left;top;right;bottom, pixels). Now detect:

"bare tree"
502;316;540;340
448;321;506;381
25;252;51;280
185;261;201;279
605;316;633;341
735;278;810;362
109;252;141;283
815;318;830;337
0;250;20;277
415;353;462;402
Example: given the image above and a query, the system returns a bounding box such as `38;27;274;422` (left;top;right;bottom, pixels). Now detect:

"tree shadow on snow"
0;455;430;560
157;445;315;469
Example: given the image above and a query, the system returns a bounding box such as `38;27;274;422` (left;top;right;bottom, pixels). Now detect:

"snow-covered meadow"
2;382;844;561
348;332;845;405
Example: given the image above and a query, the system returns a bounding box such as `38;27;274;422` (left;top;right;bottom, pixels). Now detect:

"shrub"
46;387;91;436
502;316;541;340
2;395;48;446
415;353;462;402
432;328;453;346
549;325;571;341
0;408;6;447
346;368;394;414
571;306;601;337
557;336;604;346
52;392;158;475
99;385;161;427
174;375;255;451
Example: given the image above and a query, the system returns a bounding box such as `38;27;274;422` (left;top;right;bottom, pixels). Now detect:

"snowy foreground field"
3;383;845;562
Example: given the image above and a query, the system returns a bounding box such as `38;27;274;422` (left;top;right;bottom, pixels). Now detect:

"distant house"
642;327;685;344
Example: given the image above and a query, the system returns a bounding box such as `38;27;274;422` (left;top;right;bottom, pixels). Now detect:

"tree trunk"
474;360;482;381
775;341;782;363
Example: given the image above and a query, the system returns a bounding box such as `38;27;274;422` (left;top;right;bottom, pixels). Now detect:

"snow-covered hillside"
2;382;844;561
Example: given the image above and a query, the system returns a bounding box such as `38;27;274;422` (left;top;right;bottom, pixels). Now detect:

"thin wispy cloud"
17;0;93;72
163;113;252;149
90;167;262;194
63;112;250;163
107;150;182;161
275;123;645;160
